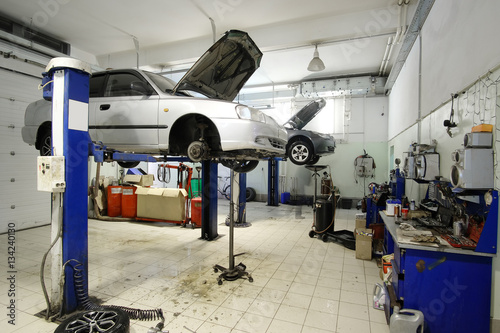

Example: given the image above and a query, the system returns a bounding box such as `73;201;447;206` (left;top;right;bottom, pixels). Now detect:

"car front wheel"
221;159;259;173
288;140;313;165
307;155;320;165
117;161;140;168
187;141;209;162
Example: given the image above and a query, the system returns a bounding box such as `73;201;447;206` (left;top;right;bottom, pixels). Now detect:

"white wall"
420;0;500;117
387;0;500;325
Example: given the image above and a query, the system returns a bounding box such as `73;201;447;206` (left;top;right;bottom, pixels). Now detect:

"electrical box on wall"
37;156;66;192
355;156;375;177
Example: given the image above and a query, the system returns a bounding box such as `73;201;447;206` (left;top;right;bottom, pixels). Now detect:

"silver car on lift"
285;98;336;165
22;30;287;173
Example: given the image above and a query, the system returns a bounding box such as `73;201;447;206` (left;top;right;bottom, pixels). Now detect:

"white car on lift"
22;30;287;173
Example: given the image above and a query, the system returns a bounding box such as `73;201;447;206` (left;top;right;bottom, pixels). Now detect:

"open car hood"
173;30;263;101
284;98;327;130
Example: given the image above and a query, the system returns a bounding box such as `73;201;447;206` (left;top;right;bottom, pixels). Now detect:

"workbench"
382;212;495;333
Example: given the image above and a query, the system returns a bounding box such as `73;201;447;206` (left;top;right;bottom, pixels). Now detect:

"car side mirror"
130;81;152;96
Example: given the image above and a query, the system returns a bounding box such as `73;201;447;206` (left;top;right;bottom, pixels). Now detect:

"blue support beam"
267;158;279;206
44;58;92;314
237;173;247;223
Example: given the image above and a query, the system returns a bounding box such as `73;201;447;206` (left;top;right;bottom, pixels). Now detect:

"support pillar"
235;172;246;223
45;58;92;314
267;158;279;206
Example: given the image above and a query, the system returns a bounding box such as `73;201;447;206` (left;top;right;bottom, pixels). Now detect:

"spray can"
410;199;416;211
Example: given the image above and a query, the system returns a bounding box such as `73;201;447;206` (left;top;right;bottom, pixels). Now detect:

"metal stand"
213;169;253;285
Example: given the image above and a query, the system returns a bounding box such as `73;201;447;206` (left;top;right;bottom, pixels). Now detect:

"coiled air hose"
70;260;166;331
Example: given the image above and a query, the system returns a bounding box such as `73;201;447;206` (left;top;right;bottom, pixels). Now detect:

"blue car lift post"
268;158;279;206
43;58;92;314
43;58;160;316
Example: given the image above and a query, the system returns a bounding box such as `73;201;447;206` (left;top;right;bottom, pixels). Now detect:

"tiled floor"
0;201;389;333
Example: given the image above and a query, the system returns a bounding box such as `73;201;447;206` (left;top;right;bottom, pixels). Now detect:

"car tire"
246;187;256;202
39;128;52;156
117;161;140;169
187;141;208;162
288;140;313;165
221;160;259;173
54;308;130;333
307;155;320;165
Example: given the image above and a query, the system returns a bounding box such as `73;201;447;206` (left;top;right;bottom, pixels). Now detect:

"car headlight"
236;105;266;123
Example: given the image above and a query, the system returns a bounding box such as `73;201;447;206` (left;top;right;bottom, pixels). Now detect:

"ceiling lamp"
307;44;325;72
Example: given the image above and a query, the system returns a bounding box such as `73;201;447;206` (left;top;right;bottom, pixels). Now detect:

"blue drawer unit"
380;190;497;333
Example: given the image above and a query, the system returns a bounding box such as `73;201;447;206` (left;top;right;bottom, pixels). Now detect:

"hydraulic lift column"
235;173;247;223
44;58;92;314
267;158;279;206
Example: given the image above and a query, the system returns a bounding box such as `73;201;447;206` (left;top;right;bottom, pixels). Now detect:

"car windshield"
144;71;191;96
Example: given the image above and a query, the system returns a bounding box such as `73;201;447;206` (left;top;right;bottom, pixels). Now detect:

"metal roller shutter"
0;68;50;233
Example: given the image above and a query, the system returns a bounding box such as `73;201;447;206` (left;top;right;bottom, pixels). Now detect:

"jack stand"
213;168;253;285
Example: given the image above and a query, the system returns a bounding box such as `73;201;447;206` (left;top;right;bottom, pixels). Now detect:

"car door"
89;71;160;153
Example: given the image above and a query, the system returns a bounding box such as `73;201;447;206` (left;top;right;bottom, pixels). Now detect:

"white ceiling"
0;0;417;88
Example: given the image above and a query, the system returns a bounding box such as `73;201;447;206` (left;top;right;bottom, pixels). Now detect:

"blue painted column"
237;173;246;223
201;161;218;240
46;58;92;313
267;158;279;206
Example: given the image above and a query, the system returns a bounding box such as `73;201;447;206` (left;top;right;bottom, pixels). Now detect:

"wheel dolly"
213;169;253;285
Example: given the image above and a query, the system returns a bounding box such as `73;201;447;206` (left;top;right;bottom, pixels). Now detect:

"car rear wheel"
221;159;259;173
288;140;313;165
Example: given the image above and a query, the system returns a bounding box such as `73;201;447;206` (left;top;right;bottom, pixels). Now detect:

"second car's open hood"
284;98;327;130
173;30;263;101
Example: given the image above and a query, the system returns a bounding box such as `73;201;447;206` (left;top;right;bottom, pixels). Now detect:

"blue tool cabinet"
382;203;497;333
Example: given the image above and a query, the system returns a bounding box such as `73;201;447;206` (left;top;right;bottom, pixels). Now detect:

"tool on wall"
444;93;458;137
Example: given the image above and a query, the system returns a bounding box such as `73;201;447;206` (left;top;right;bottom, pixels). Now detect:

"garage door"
0;68;50;233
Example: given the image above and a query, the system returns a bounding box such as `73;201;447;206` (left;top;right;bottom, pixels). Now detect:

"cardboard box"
355;213;366;229
355;219;366;230
136;187;187;221
124;174;154;187
355;228;373;260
